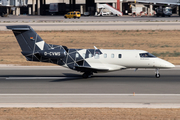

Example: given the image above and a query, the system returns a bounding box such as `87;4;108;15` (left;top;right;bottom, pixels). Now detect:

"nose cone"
155;59;175;68
163;61;175;68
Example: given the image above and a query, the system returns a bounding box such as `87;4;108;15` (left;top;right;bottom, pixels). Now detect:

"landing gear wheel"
155;73;160;78
82;72;93;78
155;68;160;78
82;73;88;78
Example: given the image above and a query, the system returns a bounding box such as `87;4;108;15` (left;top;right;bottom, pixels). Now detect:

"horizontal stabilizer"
6;25;31;30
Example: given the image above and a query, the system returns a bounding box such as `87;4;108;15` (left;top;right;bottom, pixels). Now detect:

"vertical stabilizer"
6;25;50;52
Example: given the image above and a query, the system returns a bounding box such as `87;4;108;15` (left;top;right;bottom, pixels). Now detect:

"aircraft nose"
157;59;175;68
164;61;175;68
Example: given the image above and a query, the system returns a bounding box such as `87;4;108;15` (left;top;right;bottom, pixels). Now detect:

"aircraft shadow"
93;75;180;78
50;73;83;82
0;73;80;78
1;74;180;82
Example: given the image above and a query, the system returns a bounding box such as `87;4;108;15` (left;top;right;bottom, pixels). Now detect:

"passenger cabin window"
95;53;99;59
104;53;107;58
76;53;79;58
111;54;114;58
139;53;156;58
82;53;85;58
89;53;92;58
119;54;122;58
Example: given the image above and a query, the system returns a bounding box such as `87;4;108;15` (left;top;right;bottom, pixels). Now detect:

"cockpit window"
139;53;156;58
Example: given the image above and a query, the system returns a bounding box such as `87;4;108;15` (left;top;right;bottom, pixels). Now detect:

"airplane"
7;25;175;78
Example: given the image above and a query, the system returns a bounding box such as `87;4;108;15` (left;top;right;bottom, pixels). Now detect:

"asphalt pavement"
1;15;180;30
1;22;180;30
0;67;179;94
1;15;180;22
0;67;180;107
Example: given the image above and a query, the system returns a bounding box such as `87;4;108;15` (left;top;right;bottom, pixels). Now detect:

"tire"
64;16;67;19
74;16;76;19
132;13;136;17
78;17;80;19
82;73;89;78
155;74;160;78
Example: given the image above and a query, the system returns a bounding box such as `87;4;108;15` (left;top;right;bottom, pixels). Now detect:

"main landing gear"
155;68;160;78
82;72;93;78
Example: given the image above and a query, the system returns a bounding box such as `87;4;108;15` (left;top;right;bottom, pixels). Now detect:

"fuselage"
63;49;175;72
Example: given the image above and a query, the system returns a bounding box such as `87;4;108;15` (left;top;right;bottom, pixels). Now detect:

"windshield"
139;53;156;58
164;8;172;12
168;9;172;12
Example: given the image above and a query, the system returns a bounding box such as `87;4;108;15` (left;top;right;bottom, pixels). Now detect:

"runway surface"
0;66;180;108
1;22;180;30
1;15;180;22
0;66;180;94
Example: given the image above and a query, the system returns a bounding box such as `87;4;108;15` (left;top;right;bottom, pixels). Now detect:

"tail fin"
6;25;50;52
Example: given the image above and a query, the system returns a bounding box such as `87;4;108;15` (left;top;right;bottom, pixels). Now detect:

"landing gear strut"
155;68;160;78
82;72;93;78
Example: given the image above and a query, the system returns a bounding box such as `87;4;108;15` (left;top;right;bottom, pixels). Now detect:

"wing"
75;63;126;73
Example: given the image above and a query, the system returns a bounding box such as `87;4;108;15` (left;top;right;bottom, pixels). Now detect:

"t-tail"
7;25;68;64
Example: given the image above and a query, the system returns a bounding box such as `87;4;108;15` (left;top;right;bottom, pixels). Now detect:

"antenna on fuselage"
94;46;98;49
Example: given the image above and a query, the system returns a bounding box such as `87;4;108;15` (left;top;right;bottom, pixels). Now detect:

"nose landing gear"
155;68;160;78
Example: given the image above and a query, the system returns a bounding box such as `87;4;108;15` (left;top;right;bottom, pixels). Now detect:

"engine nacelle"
39;49;66;59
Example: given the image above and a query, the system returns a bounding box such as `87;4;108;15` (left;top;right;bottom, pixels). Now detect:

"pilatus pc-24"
7;25;175;78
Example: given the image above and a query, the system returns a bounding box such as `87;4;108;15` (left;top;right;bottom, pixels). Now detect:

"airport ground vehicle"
133;1;175;17
64;11;81;19
155;7;172;17
97;4;123;16
7;25;175;78
132;6;148;16
98;11;110;16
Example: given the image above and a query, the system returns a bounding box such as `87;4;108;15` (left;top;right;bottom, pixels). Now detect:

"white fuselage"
70;49;175;72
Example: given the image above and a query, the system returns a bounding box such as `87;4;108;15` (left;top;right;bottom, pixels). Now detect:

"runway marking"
0;94;180;96
6;77;68;80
